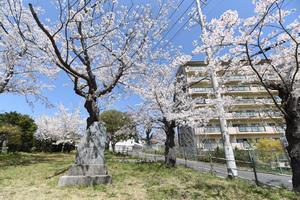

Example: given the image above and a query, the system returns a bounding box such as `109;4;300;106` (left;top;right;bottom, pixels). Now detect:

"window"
234;124;265;132
226;75;246;81
187;66;206;71
192;88;213;92
191;77;211;81
204;125;221;133
228;86;250;91
233;110;259;118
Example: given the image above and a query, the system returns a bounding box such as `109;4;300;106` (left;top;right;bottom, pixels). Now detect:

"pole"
248;150;259;186
195;0;238;177
275;151;283;174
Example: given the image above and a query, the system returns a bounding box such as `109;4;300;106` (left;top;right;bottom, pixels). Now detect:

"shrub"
0;124;22;152
0;112;37;152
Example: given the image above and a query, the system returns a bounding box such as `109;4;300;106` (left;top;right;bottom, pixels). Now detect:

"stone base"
58;175;112;186
58;164;112;186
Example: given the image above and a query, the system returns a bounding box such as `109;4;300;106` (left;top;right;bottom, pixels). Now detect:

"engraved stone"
58;122;112;186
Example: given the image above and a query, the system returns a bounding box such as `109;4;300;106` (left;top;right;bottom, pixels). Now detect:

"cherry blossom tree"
193;0;300;191
0;0;57;102
132;55;212;167
237;0;300;191
26;0;176;129
35;105;85;151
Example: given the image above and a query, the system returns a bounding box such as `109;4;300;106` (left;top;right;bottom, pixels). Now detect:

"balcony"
225;75;246;81
195;126;280;135
226;111;282;120
187;77;211;82
226;86;276;94
227;112;260;119
234;98;282;106
190;87;213;94
186;66;206;72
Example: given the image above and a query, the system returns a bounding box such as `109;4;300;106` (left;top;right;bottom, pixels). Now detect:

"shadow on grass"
0;152;74;168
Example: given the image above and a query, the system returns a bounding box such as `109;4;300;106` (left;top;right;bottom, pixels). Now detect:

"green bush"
0;112;37;152
0;124;22;152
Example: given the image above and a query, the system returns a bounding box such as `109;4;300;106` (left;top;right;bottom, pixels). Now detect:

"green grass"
0;152;298;200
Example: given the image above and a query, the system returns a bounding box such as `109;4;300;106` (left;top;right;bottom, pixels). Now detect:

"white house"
110;139;143;153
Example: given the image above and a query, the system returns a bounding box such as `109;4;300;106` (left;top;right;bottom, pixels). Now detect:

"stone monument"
1;140;8;153
58;122;112;186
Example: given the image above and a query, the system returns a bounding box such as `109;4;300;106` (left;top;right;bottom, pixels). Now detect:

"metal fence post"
275;152;283;174
209;151;214;174
183;147;187;167
248;150;259;186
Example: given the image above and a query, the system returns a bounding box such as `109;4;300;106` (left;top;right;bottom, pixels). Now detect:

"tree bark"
112;142;116;153
164;120;176;167
285;91;300;192
61;143;65;153
146;127;152;146
84;96;100;128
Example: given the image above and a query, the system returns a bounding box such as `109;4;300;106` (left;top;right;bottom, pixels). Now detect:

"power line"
169;0;186;20
160;2;208;49
153;0;195;50
161;1;194;41
161;13;195;49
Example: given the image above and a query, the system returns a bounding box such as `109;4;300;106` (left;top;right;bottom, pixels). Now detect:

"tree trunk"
84;96;100;128
61;143;65;153
164;120;176;167
146;127;152;147
112;142;116;153
285;91;300;192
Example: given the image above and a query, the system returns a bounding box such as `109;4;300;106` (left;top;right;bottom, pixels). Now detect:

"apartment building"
177;61;285;150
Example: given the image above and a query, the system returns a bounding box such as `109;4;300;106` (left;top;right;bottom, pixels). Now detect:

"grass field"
0;152;298;200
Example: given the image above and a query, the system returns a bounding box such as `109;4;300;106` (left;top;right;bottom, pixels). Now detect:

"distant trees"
0;112;37;151
35;105;85;152
0;112;37;152
99;110;137;153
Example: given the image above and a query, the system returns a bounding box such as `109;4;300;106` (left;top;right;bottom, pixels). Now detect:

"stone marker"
1;140;8;153
58;122;112;186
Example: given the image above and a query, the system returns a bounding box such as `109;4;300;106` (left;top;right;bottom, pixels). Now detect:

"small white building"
110;139;143;153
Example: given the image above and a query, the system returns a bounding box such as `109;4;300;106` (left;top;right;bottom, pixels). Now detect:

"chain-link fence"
178;146;290;174
139;145;291;187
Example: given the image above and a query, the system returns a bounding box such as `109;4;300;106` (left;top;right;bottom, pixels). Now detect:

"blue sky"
0;0;299;119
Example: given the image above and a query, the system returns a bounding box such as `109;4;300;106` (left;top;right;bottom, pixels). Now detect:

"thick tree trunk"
164;120;176;167
285;91;300;192
146;128;152;146
84;96;100;128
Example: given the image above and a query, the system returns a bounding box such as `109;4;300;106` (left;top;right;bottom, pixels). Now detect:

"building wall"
178;61;284;149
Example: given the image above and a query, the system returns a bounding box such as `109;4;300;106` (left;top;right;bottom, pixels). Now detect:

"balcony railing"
235;98;282;105
195;126;280;135
186;67;206;72
226;111;282;119
188;77;211;82
236;126;266;132
227;86;251;91
191;88;213;93
225;75;246;81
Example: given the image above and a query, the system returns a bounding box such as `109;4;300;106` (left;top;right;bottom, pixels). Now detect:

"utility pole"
195;0;238;177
